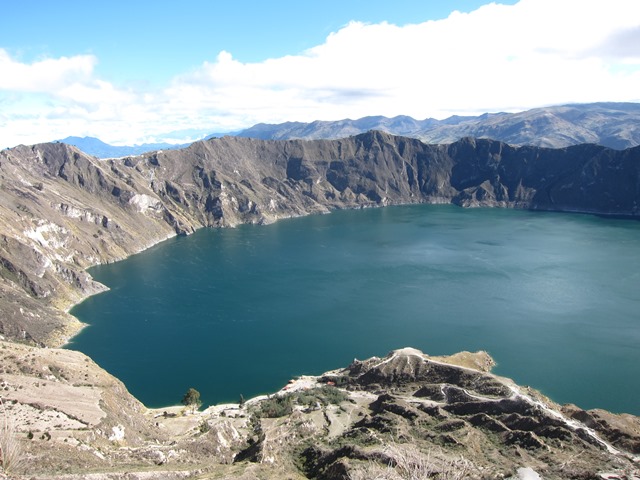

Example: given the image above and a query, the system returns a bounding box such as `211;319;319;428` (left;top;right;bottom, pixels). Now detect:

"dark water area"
68;205;640;414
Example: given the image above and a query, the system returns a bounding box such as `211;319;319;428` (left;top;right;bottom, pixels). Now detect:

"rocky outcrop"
5;346;637;479
1;133;640;346
2;134;639;478
297;349;640;479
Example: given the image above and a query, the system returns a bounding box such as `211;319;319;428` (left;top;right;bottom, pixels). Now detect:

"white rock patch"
129;194;161;213
509;467;542;480
109;424;125;442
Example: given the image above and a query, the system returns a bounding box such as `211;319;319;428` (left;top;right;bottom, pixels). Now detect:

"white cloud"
0;49;147;146
163;0;640;129
1;0;640;148
0;50;96;92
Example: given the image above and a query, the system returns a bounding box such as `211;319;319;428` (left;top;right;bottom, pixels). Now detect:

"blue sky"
1;0;639;147
3;1;513;83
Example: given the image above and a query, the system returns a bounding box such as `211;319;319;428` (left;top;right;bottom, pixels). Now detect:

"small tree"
181;388;202;414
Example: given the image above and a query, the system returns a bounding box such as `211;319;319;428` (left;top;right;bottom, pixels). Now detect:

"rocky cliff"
1;133;640;478
1;132;640;346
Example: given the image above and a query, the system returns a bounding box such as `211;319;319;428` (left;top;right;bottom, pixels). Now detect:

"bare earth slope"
1;346;638;478
2;133;640;346
1;134;639;478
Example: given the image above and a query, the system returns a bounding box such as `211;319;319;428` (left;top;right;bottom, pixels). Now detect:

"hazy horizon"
2;0;639;148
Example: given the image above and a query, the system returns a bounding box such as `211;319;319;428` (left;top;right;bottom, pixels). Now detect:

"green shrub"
258;396;293;418
198;420;210;434
255;384;351;419
293;386;350;407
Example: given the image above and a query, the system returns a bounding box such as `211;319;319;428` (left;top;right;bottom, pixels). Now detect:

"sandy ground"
2;373;104;431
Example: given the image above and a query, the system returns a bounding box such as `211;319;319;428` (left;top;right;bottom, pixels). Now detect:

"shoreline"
58;202;640;413
57;229;182;349
35;181;640;351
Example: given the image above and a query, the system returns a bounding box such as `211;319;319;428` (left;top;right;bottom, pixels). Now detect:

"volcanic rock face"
1;134;640;478
1;133;640;345
0;144;179;345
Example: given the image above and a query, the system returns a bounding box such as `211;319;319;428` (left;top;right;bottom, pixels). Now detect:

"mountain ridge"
40;102;640;158
55;136;191;159
237;102;640;150
2;132;639;347
1;133;640;478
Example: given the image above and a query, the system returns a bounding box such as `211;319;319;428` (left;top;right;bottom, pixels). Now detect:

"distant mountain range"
55;136;188;159
57;102;640;158
237;102;640;149
56;132;230;159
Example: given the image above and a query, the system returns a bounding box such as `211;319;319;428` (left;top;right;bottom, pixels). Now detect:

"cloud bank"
1;0;639;147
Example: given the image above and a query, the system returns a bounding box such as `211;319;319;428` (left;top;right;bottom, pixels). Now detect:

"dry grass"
349;442;473;480
0;399;24;476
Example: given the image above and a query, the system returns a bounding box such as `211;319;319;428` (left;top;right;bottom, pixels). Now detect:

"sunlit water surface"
68;205;640;414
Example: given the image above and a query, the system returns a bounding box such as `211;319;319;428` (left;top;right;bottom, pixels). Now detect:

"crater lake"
67;204;640;414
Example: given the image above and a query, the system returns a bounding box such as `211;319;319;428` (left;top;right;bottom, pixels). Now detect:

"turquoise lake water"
68;205;640;414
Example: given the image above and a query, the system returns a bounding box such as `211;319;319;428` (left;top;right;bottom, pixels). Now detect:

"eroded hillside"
1;134;640;478
1;346;638;479
2;133;640;346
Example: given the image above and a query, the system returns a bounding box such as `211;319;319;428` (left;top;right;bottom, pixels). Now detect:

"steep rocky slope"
0;144;180;346
1;133;640;478
1;133;640;346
